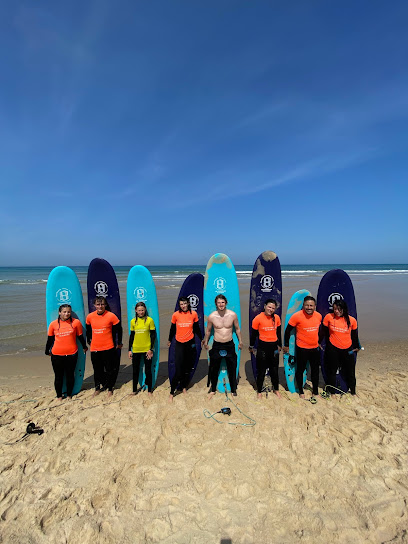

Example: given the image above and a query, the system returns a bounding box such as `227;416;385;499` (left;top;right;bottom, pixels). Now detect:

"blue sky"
1;0;407;266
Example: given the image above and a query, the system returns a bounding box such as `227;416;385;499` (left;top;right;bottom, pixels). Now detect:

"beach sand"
1;291;408;543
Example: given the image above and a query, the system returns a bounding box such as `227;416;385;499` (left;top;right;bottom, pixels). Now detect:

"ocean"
1;264;407;356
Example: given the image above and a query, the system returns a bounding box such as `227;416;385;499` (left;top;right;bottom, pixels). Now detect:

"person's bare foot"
274;390;282;399
148;392;153;397
257;393;262;399
232;392;237;397
57;396;63;401
299;394;305;399
93;390;100;397
131;392;136;396
182;388;187;394
107;390;113;398
208;391;216;400
67;396;72;401
168;394;174;403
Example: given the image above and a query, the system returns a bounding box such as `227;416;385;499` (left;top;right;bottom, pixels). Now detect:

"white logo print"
188;294;199;310
94;281;108;295
56;288;72;303
134;287;147;301
260;275;274;292
328;292;344;307
214;277;227;293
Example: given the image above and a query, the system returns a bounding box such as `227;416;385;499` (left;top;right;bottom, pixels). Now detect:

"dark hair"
58;304;73;330
94;296;111;311
135;301;148;323
264;298;277;324
178;296;192;313
332;299;351;329
303;296;316;304
215;294;228;304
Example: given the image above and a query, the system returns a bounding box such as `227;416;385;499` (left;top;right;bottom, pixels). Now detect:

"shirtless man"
202;294;243;398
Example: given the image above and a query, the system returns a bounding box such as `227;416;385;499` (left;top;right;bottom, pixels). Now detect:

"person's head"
94;296;109;314
264;298;277;317
178;296;191;313
135;301;148;319
58;304;72;321
332;299;350;327
215;294;227;311
303;296;316;315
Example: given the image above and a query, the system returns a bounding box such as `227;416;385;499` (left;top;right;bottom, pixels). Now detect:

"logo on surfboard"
94;281;109;296
134;287;147;301
56;288;72;304
260;275;274;292
214;277;227;293
188;294;199;310
328;292;344;307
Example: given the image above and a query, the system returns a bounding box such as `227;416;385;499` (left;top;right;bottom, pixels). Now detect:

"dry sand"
1;340;408;544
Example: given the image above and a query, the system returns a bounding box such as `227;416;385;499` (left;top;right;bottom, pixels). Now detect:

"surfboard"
46;266;86;396
204;253;241;393
283;289;311;393
317;269;358;393
249;251;282;381
168;273;204;389
87;258;122;380
127;265;160;388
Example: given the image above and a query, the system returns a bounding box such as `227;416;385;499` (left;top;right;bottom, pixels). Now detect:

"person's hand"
202;341;209;351
83;347;88;354
238;342;243;351
248;347;253;353
146;350;153;360
278;346;282;352
167;341;171;348
116;344;123;350
283;346;289;354
128;351;132;359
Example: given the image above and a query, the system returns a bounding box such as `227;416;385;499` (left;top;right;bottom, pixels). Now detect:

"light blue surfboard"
204;253;241;393
283;289;311;393
127;266;160;389
46;266;86;396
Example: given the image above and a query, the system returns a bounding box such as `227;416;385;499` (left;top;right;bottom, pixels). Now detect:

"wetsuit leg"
65;353;78;397
144;354;153;393
91;351;105;390
308;348;320;396
256;346;268;393
132;352;143;392
325;342;340;394
170;341;184;395
51;355;64;397
341;348;356;394
209;347;222;393
294;346;308;395
103;348;118;391
270;342;280;391
224;346;237;394
181;339;196;390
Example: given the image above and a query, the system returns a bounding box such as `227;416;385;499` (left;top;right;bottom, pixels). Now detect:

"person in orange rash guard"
321;299;360;395
283;296;322;399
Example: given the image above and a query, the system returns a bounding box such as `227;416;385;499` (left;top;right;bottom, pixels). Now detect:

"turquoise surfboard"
204;253;241;393
283;289;311;393
127;266;160;388
46;266;86;396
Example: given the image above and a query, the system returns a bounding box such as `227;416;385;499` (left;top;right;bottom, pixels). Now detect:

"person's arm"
150;329;157;350
249;328;259;350
112;322;123;348
319;324;329;345
168;323;176;343
276;324;282;348
193;321;203;341
86;324;92;345
45;335;54;355
351;328;360;351
202;316;213;349
77;334;87;352
283;324;295;352
233;313;243;349
128;331;135;353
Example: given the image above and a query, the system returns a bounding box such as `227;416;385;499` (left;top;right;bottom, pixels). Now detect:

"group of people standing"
45;293;360;402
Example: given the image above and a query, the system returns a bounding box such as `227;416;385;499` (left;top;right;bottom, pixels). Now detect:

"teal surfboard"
283;289;311;393
204;253;241;393
46;266;86;396
127;266;160;388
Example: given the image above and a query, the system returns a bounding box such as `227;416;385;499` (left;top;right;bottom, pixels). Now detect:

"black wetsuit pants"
51;353;78;397
295;346;320;396
256;340;279;393
132;352;153;393
170;339;196;395
325;341;356;395
91;348;117;391
209;340;237;394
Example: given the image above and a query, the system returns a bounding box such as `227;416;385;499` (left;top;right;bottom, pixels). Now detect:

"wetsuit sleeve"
168;323;176;342
319;324;329;344
78;335;87;350
112;322;123;345
277;325;282;348
128;331;135;352
45;336;54;355
351;328;359;350
193;321;203;341
284;324;295;347
249;328;259;347
86;324;92;345
150;330;157;350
